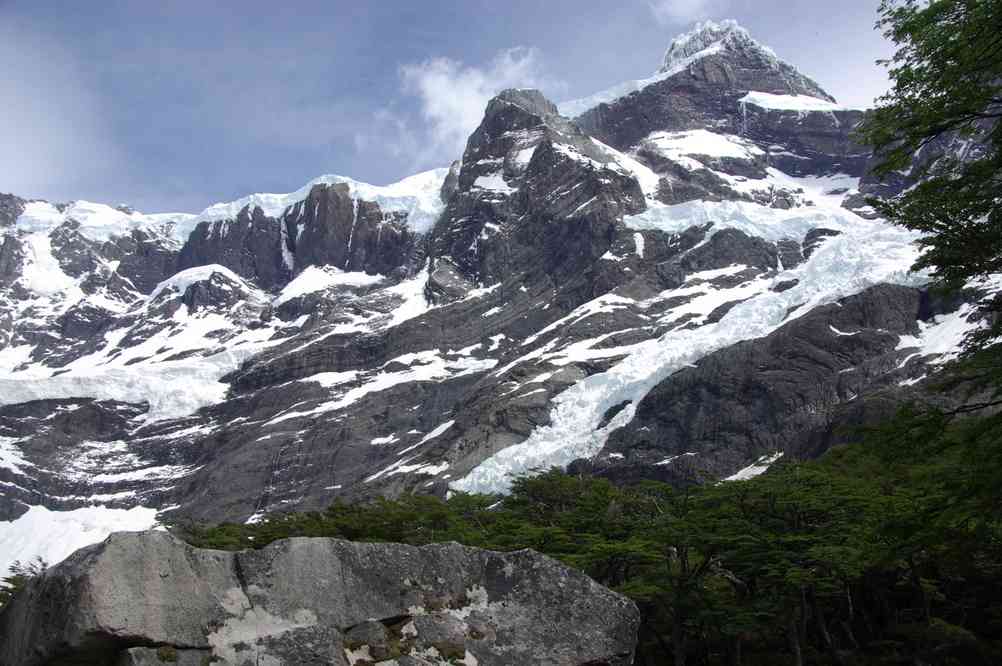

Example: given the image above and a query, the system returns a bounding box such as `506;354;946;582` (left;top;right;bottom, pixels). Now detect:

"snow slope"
451;214;925;494
0;505;159;576
15;200;193;243
558;43;725;118
740;91;855;112
188;168;450;236
0;265;284;421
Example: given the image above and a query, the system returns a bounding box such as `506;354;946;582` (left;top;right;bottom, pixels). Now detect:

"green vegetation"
859;0;1002;290
0;558;46;609
156;645;178;662
179;441;1002;665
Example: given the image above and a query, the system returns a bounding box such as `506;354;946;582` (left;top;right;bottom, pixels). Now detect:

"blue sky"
1;0;893;213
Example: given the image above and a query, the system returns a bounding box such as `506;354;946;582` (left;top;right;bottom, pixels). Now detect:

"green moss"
156;645;178;662
431;641;466;661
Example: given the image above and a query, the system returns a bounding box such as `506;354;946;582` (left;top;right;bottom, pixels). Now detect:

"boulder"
0;531;640;666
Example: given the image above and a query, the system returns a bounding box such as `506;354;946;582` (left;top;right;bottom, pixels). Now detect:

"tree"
858;0;1002;290
0;557;47;608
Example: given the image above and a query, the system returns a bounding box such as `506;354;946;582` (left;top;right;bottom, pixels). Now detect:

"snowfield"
0;505;159;576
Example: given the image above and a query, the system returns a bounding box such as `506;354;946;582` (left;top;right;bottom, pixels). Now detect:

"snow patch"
740;91;854;113
725;452;784;481
473;172;516;195
641;130;763;168
275;265;384;306
0;504;159;576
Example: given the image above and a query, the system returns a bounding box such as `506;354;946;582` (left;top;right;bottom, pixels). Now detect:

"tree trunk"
839;620;859;650
908;556;931;624
799;587;810;650
810;587;834;651
673;617;687;666
729;635;742;666
786;610;804;666
648;619;673;663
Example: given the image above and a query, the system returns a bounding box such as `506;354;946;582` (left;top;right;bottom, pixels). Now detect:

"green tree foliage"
858;0;1002;289
177;453;1002;665
0;557;47;609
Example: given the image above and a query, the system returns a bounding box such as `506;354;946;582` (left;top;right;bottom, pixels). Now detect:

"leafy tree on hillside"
859;0;1002;291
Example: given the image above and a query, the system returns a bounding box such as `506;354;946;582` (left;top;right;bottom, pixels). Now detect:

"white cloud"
361;47;563;171
649;0;721;25
0;20;123;202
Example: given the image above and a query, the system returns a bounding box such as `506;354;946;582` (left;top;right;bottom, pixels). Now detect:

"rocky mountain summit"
0;531;638;665
0;20;995;576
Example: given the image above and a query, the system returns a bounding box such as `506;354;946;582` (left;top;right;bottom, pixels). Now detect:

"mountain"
0;20;994;574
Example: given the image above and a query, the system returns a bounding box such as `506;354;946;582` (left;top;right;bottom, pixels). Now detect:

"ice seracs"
451;212;927;495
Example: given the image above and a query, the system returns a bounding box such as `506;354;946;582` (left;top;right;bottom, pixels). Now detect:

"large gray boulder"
0;531;640;666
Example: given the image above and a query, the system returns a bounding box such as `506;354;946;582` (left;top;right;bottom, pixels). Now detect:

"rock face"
179;205;291;290
0;195;26;229
288;183;419;278
0;531;640;666
581;284;950;483
103;227;181;295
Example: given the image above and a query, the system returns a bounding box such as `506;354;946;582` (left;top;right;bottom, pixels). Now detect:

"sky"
0;0;894;213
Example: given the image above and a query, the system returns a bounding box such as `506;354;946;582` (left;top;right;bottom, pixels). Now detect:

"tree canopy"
859;0;1002;289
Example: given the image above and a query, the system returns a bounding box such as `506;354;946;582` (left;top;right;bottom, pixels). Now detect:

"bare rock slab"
0;531;639;666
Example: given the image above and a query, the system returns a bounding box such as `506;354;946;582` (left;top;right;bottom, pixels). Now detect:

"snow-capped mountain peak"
559;19;835;118
658;19;770;73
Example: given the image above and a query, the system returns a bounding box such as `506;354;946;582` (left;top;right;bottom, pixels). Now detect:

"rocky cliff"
0;531;638;665
0;20;995;575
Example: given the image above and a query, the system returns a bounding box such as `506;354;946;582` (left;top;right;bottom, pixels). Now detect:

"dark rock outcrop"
0;194;25;228
287;183;418;278
104;228;181;295
179;205;291;290
0;531;640;666
0;235;23;288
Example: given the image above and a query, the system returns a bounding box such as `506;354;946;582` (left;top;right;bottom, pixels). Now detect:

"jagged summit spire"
659;19;774;74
